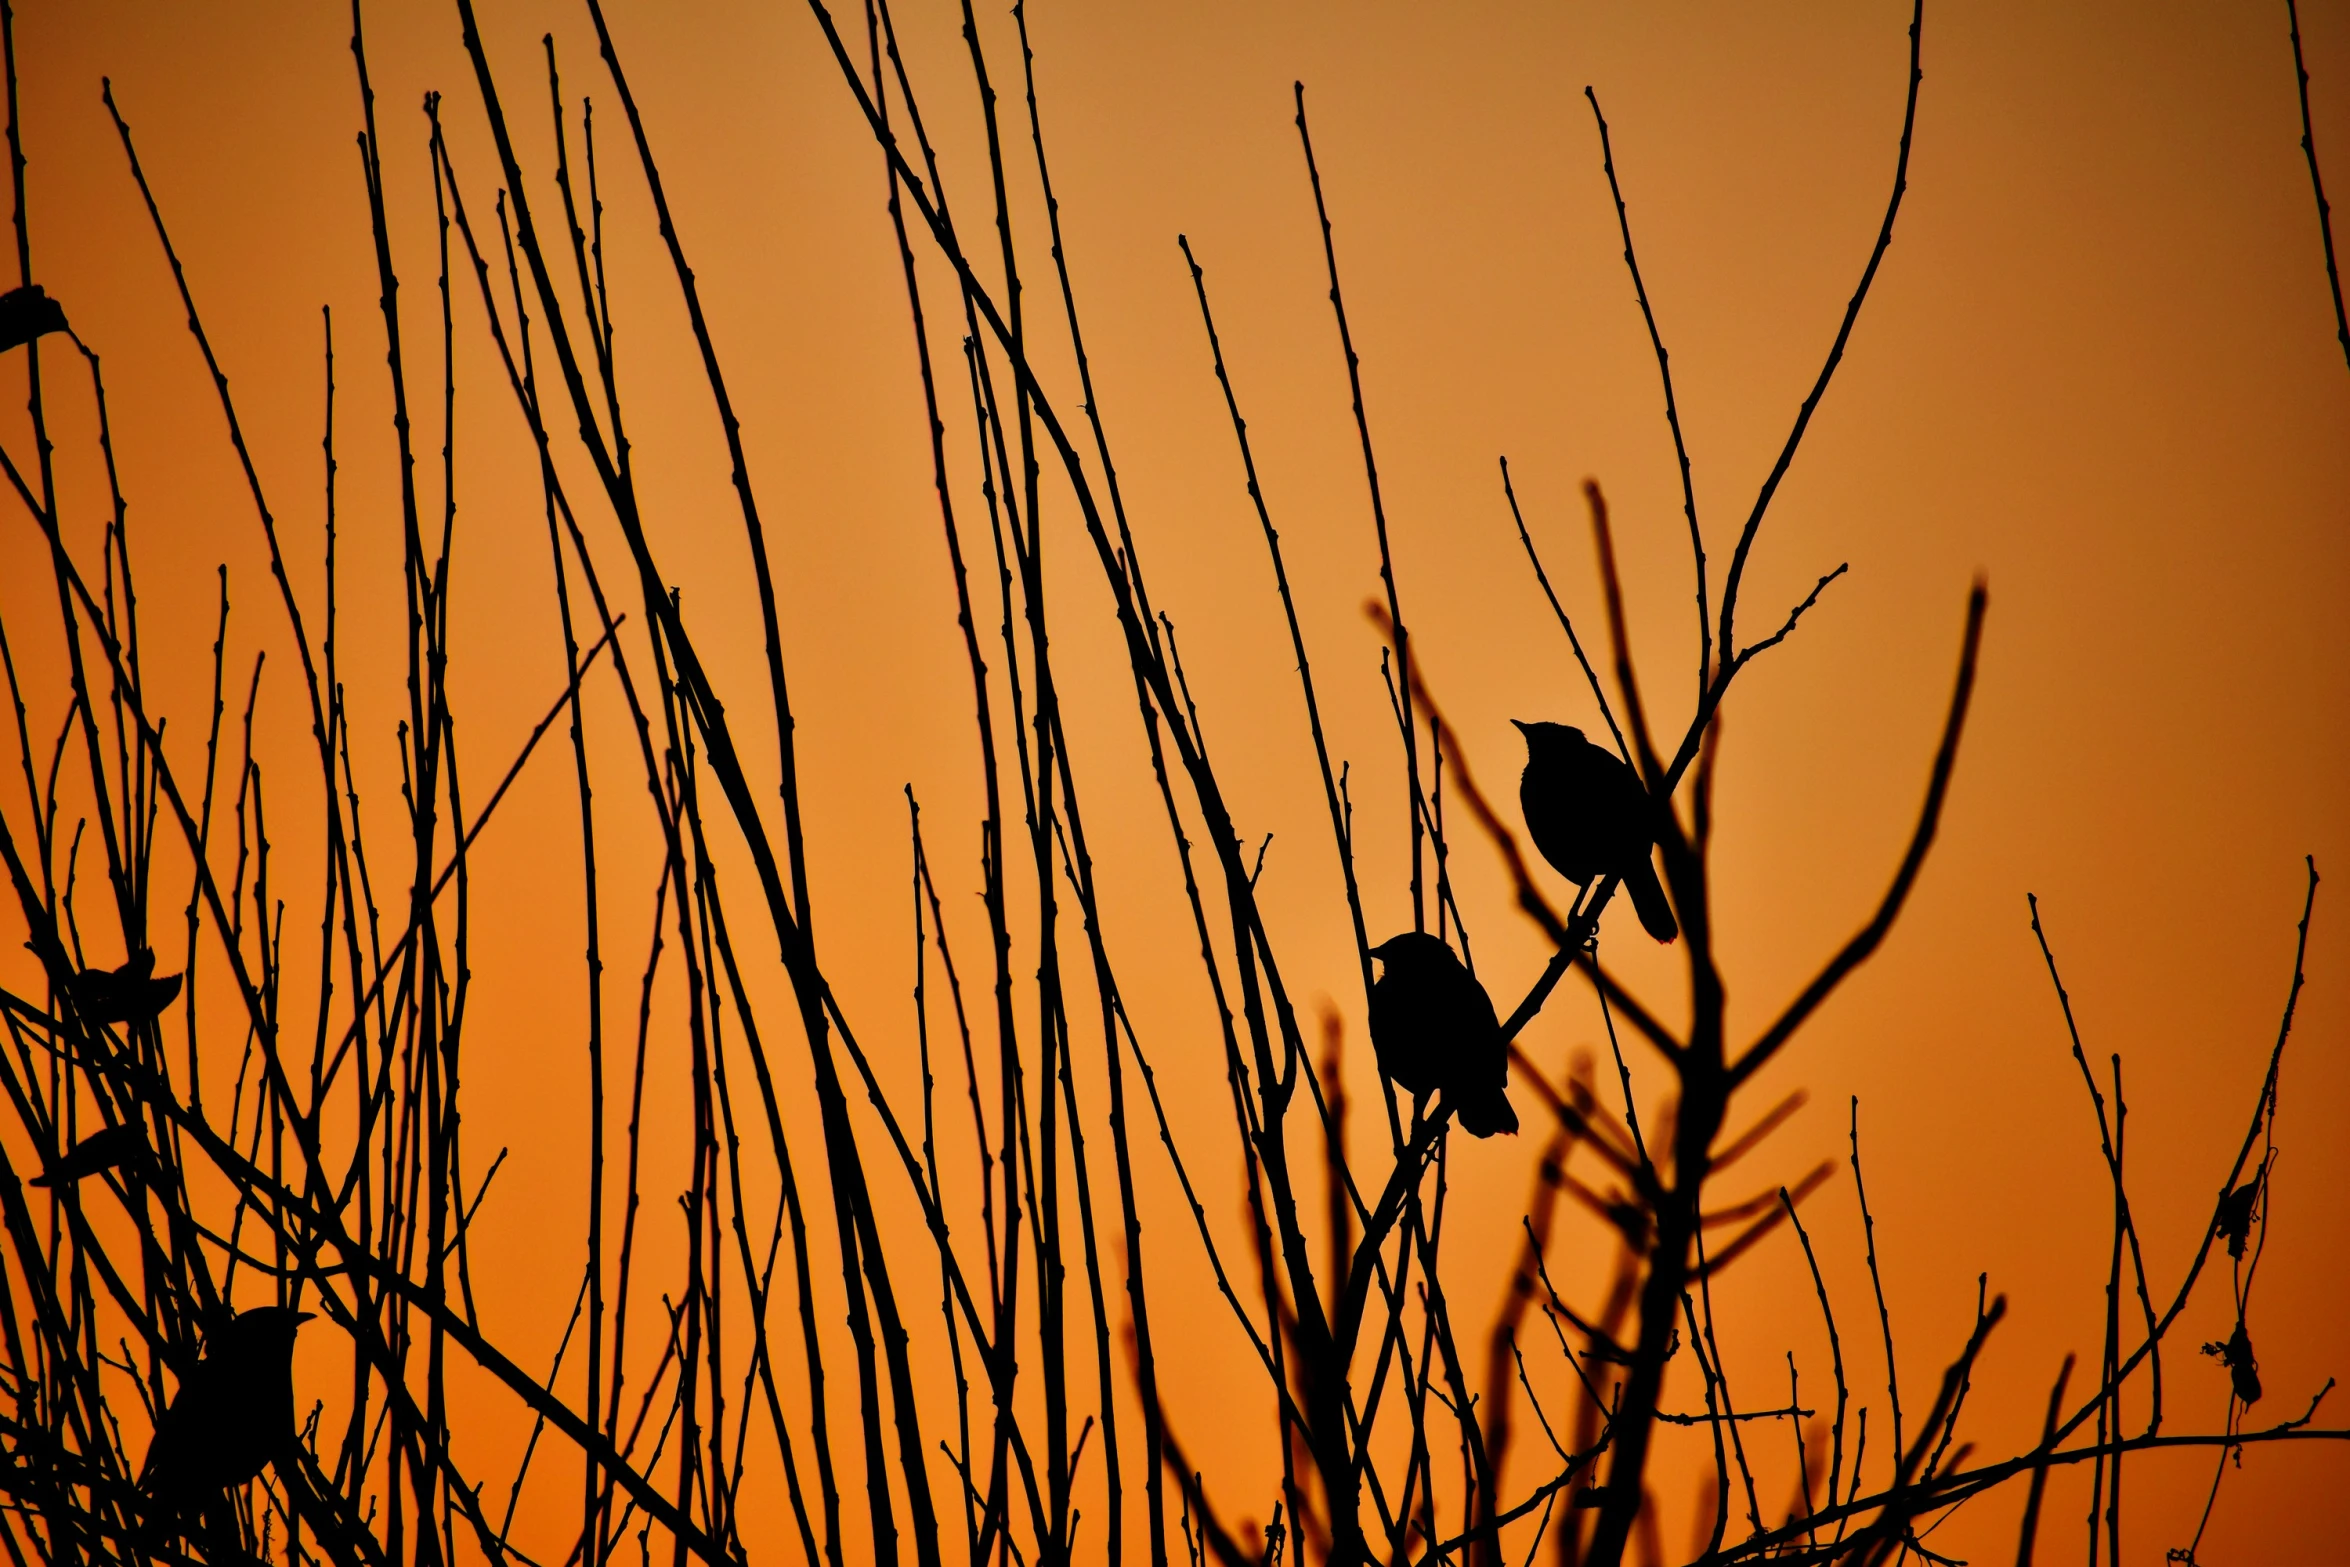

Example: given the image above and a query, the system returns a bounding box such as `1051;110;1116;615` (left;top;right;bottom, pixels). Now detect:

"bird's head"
1369;931;1452;977
1511;719;1586;758
219;1305;315;1356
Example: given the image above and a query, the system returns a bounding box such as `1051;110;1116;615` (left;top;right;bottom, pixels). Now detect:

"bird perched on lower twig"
1367;933;1518;1137
140;1306;313;1535
29;1123;147;1189
0;284;66;355
1512;720;1679;944
2207;1321;2261;1407
71;949;182;1027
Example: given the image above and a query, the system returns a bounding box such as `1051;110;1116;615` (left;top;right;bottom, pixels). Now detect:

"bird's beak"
295;1312;316;1325
1510;718;1533;738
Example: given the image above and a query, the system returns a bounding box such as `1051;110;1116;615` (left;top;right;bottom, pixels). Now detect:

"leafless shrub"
0;4;2335;1567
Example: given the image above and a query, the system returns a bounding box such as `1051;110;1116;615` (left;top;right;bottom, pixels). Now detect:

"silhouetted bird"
30;1123;146;1189
0;284;65;354
72;949;182;1026
2217;1321;2261;1406
1367;932;1517;1137
141;1306;313;1533
2215;1170;2263;1260
1512;720;1679;944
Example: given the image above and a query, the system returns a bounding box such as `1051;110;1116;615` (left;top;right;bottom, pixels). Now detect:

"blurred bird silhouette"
1512;720;1679;944
29;1123;146;1189
140;1306;312;1533
1367;933;1518;1137
72;949;182;1026
0;284;66;354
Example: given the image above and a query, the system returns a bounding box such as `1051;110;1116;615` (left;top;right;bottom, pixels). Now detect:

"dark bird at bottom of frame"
140;1306;313;1533
72;948;182;1026
30;1123;147;1189
1513;719;1679;944
1368;932;1518;1138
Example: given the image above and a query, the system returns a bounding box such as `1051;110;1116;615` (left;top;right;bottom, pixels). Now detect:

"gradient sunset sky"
0;2;2343;1561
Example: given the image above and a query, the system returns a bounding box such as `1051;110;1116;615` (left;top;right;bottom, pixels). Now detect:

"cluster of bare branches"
0;3;2337;1567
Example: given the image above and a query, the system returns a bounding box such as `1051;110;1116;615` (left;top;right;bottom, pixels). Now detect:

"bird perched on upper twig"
140;1306;313;1535
1512;720;1679;944
0;284;66;354
71;949;182;1026
2215;1167;2264;1260
29;1123;147;1189
1367;932;1518;1137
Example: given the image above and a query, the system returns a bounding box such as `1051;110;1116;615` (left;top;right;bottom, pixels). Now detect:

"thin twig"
2286;0;2350;372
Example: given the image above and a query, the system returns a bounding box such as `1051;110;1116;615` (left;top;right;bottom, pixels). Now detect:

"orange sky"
0;2;2344;1563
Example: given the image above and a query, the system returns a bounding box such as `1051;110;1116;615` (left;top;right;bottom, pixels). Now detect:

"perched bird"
1367;932;1518;1137
29;1123;146;1189
140;1306;313;1532
2216;1321;2261;1407
1512;720;1679;944
0;284;66;354
2214;1170;2263;1260
72;949;182;1026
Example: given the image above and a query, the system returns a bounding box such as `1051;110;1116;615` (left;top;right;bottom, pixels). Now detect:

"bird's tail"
1453;1086;1519;1139
1625;857;1679;944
